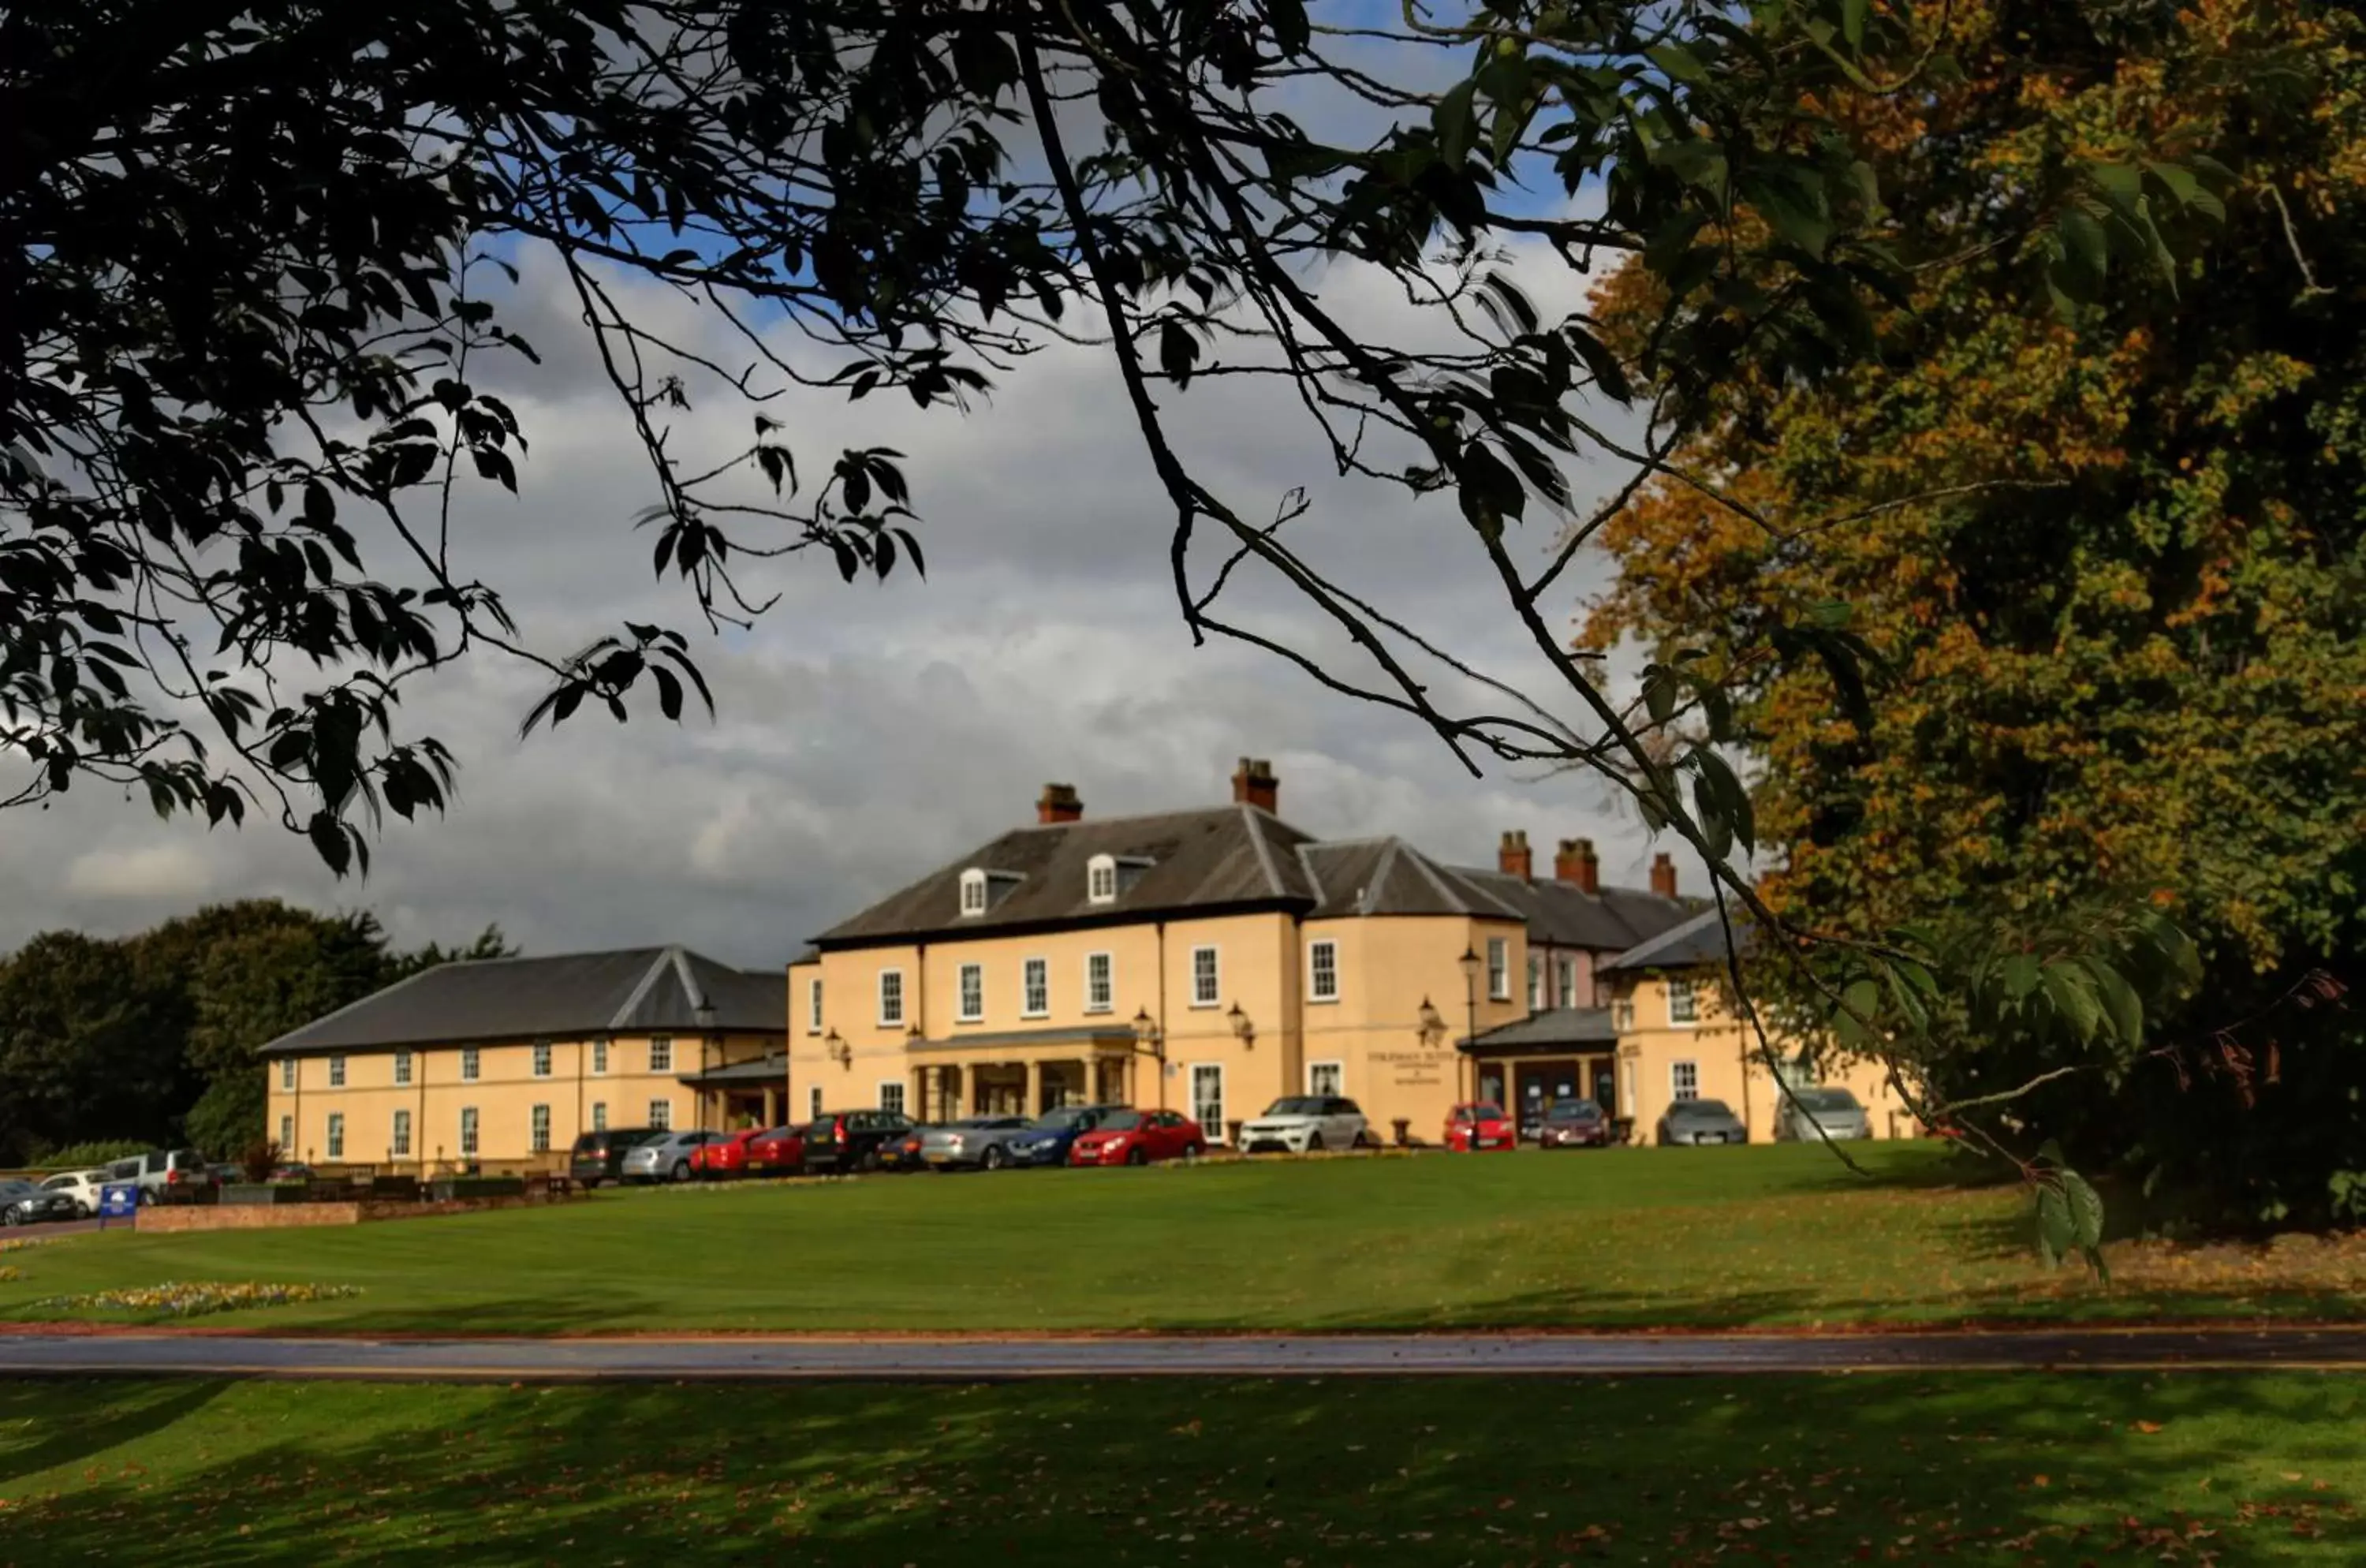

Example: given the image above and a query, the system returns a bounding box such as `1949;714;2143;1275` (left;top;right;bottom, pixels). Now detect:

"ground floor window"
1620;1058;1636;1118
648;1099;673;1130
1670;1060;1700;1101
531;1104;551;1152
326;1113;344;1159
278;1114;292;1151
808;1085;823;1121
392;1109;411;1157
1307;1060;1343;1096
459;1107;480;1156
1191;1064;1224;1142
879;1080;905;1115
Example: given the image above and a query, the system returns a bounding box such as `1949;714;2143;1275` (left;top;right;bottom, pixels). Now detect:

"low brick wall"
135;1192;580;1234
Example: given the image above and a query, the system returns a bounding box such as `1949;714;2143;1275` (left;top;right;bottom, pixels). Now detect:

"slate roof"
258;947;787;1055
1297;838;1528;920
677;1052;791;1087
1601;908;1756;973
815;806;1320;946
1459;1007;1620;1052
1451;866;1696;952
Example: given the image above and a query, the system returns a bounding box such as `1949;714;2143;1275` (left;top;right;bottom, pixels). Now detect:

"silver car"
1656;1099;1748;1146
1239;1096;1368;1154
1775;1086;1872;1143
919;1116;1036;1170
619;1130;721;1183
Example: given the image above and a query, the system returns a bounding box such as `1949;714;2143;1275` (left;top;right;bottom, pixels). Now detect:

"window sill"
1083;1006;1113;1016
955;1015;983;1026
1188;999;1221;1010
1020;1010;1050;1021
1308;995;1340;1006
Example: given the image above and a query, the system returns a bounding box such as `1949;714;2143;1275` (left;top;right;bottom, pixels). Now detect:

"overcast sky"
2;197;1678;972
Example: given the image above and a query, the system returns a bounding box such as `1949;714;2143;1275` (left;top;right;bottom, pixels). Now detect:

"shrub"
29;1139;148;1169
240;1139;283;1184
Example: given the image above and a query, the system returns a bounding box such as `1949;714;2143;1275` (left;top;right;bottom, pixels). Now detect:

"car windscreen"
1094;1111;1143;1132
1545;1101;1602;1120
1793;1088;1861;1114
1030;1110;1091;1131
1672;1099;1733;1118
1462;1103;1506;1121
1262;1097;1327;1117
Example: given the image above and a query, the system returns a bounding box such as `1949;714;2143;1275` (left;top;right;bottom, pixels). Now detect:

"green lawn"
2;1144;2360;1333
1;1373;2360;1563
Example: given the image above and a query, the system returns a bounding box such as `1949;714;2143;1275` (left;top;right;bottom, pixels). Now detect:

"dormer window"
1087;854;1118;905
960;868;989;917
959;866;1024;917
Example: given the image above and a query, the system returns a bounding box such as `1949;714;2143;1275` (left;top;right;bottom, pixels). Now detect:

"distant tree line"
0;901;510;1163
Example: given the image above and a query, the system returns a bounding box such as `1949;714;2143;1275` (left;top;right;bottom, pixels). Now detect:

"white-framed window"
1620;1058;1637;1118
1087;853;1118;905
1084;952;1113;1014
1614;998;1636;1032
1487;937;1510;1000
461;1047;480;1082
957;962;984;1022
648;1099;673;1130
1528;954;1543;1012
959;868;989;917
1308;1060;1343;1096
1308;939;1339;1002
591;1102;607;1132
1191;1064;1225;1142
1190;945;1220;1007
392;1109;411;1157
532;1041;552;1078
459;1107;480;1155
879;1081;905;1115
1667;978;1700;1025
278;1114;293;1150
1022;957;1049;1017
649;1036;674;1072
591;1038;608;1075
1671;1060;1700;1101
394;1050;412;1086
530;1104;551;1153
328;1055;346;1088
326;1113;345;1159
808;1085;823;1121
1557;956;1577;1010
808;977;823;1034
878;969;906;1027
280;1058;295;1091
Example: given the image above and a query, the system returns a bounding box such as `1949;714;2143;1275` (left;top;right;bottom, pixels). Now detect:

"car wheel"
670;1160;692;1183
1304;1132;1325;1154
1;1208;18;1227
1126;1146;1149;1167
983;1146;1009;1171
858;1148;879;1173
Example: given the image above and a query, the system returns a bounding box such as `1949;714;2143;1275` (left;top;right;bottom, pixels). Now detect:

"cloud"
63;843;217;902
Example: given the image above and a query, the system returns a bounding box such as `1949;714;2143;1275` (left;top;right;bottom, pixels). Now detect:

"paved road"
6;1327;2366;1382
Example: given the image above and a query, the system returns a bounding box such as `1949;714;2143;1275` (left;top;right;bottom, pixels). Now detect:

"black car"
1536;1099;1612;1148
803;1110;916;1174
568;1128;659;1188
0;1180;77;1226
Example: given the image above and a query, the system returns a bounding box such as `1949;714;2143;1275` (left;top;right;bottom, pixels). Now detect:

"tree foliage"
1586;0;2366;1223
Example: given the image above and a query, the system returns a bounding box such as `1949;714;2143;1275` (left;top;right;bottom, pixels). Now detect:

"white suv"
1240;1096;1369;1154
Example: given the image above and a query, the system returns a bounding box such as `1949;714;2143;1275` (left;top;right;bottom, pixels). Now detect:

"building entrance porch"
913;1052;1136;1123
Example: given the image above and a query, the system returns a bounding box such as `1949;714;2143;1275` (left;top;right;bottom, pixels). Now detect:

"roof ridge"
1293;842;1327;902
1005;802;1307;836
607;950;682;1032
1606;906;1725;970
256;961;449;1055
1361;840;1403;917
1239;804;1287;898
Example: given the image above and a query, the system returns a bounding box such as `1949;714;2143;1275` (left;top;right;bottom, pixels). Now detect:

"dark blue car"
1002;1104;1129;1167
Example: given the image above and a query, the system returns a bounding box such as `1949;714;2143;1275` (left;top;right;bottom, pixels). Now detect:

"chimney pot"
1554;837;1600;894
1036;782;1084;824
1650;851;1677;898
1497;830;1532;880
1230;757;1279;814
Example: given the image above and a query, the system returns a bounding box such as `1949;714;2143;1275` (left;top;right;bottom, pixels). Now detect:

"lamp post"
1130;1008;1165;1111
1457;946;1482;1152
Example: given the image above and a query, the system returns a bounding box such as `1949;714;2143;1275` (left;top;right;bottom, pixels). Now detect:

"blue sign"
99;1182;140;1224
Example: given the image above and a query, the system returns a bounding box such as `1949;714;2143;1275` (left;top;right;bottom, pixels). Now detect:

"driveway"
5;1326;2366;1382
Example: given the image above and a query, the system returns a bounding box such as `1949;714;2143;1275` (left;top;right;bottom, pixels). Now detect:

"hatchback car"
919;1115;1036;1170
1774;1086;1872;1143
1657;1099;1748;1146
569;1128;659;1188
620;1129;723;1183
1536;1099;1611;1148
689;1128;767;1179
999;1105;1127;1167
802;1110;916;1174
39;1168;110;1219
1443;1102;1516;1152
1239;1096;1368;1154
1068;1109;1208;1167
0;1180;77;1226
745;1125;808;1175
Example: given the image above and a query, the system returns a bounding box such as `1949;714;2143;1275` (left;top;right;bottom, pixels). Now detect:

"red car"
1444;1102;1516;1152
1068;1109;1209;1167
689;1129;765;1179
744;1125;808;1176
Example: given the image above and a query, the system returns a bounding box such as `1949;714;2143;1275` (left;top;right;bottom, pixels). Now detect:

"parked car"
875;1124;933;1172
1657;1099;1749;1146
744;1124;808;1175
569;1128;659;1188
1443;1102;1516;1152
106;1148;211;1204
689;1129;767;1179
39;1168;110;1219
206;1163;244;1185
1774;1086;1872;1143
919;1115;1036;1170
1068;1109;1209;1167
0;1179;77;1226
620;1130;723;1183
802;1110;916;1174
1536;1099;1612;1149
271;1161;315;1182
1239;1096;1369;1154
991;1105;1124;1167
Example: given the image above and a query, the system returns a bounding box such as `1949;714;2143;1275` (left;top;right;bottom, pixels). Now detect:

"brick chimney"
1649;851;1677;898
1498;831;1532;879
1036;782;1083;824
1554;837;1600;894
1230;757;1278;815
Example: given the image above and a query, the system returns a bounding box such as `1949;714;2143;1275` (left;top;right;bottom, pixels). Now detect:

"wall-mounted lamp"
824;1029;851;1068
1129;1007;1165;1060
1226;1002;1255;1049
1416;996;1447;1051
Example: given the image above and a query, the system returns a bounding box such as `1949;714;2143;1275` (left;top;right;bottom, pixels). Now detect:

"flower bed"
28;1281;364;1319
0;1266;19;1282
0;1237;58;1255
